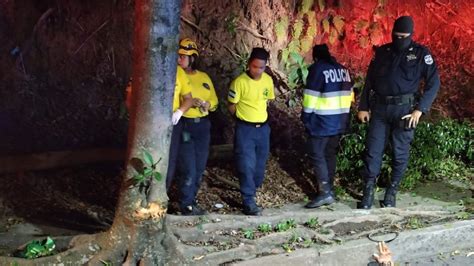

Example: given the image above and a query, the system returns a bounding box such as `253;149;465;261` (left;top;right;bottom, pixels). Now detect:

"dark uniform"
358;16;440;208
302;44;353;208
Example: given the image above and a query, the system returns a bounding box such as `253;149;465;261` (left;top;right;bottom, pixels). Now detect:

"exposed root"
134;202;167;220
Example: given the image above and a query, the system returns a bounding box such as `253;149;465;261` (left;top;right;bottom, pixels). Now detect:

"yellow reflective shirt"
183;70;219;118
173;66;192;111
228;72;274;123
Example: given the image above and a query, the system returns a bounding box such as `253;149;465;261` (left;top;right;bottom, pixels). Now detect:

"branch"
180;15;203;33
73;20;109;55
237;21;269;40
206;171;240;190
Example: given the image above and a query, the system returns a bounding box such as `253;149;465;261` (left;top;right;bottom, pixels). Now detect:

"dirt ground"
0;150;318;234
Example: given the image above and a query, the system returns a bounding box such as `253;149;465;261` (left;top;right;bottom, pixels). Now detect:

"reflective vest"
302;60;353;137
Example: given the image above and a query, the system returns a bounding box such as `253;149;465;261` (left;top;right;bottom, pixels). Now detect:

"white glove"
172;109;183;125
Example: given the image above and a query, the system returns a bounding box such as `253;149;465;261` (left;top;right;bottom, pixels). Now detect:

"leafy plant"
286;52;309;90
455;211;470;220
100;260;113;266
275;17;289;43
337;114;473;190
282;243;293;252
237;51;249;73
305;217;319;229
405;217;425;229
225;13;239;35
19;237;56;259
257;223;272;233
132;150;162;186
242;228;255;240
303;238;313;248
275;219;297;232
196;216;209;230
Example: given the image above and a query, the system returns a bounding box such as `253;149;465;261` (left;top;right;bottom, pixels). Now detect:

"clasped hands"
193;98;210;114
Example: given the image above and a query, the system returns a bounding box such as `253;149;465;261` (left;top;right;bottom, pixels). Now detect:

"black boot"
359;180;375;209
382;185;397;208
305;182;335;208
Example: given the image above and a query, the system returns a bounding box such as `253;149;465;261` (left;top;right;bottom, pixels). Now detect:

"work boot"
181;204;206;216
305;193;335;208
359;180;375;209
306;181;335;208
382;186;397;208
243;203;262;216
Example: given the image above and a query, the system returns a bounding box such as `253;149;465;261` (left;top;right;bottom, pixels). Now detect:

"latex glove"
358;111;370;123
373;242;394;266
401;110;422;129
172;109;183;125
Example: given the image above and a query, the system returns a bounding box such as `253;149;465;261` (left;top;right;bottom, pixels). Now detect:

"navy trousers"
308;135;340;191
362;103;415;187
177;117;211;208
234;121;271;207
166;120;184;190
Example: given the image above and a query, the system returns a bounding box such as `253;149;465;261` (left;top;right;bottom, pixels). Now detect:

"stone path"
1;191;472;265
163;191;473;265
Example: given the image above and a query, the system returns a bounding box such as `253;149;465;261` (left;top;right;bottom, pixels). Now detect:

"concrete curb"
235;219;474;266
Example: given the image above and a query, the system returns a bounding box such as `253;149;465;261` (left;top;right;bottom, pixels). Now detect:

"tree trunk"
90;0;183;264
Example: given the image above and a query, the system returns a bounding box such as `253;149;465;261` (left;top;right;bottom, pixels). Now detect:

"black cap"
312;44;331;61
249;47;269;61
393;16;414;34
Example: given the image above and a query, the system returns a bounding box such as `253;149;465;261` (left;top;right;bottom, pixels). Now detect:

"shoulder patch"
424;55;433;65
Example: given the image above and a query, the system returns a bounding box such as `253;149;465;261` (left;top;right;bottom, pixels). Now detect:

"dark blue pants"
308;135;340;192
362;103;415;188
177;117;211;208
234;121;271;206
166;120;184;190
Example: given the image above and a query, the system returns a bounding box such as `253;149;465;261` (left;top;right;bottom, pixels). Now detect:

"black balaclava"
392;16;414;52
312;44;331;62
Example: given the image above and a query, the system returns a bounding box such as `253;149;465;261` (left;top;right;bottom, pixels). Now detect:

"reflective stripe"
303;92;352;112
303;89;352;98
303;107;350;115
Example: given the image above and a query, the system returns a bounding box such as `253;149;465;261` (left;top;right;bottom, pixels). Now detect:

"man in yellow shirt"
176;39;218;215
228;47;275;215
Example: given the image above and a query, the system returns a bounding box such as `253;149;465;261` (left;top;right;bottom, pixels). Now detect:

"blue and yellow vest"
302;60;353;137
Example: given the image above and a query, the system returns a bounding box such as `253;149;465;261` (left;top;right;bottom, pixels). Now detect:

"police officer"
358;16;440;209
176;38;218;215
302;44;353;208
228;48;275;216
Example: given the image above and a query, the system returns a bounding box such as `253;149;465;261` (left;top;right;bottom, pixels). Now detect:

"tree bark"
0;0;185;258
91;0;183;264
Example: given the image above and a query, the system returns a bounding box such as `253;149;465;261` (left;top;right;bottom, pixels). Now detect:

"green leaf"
144;168;153;177
153;172;162;182
143;150;154;166
44;237;55;251
301;68;309;84
133;174;145;183
289;52;303;65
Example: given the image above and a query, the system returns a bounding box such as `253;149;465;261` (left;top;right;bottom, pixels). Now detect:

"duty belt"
376;94;415;105
236;118;267;128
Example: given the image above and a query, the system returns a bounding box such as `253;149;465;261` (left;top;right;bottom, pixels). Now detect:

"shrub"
337;115;473;190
